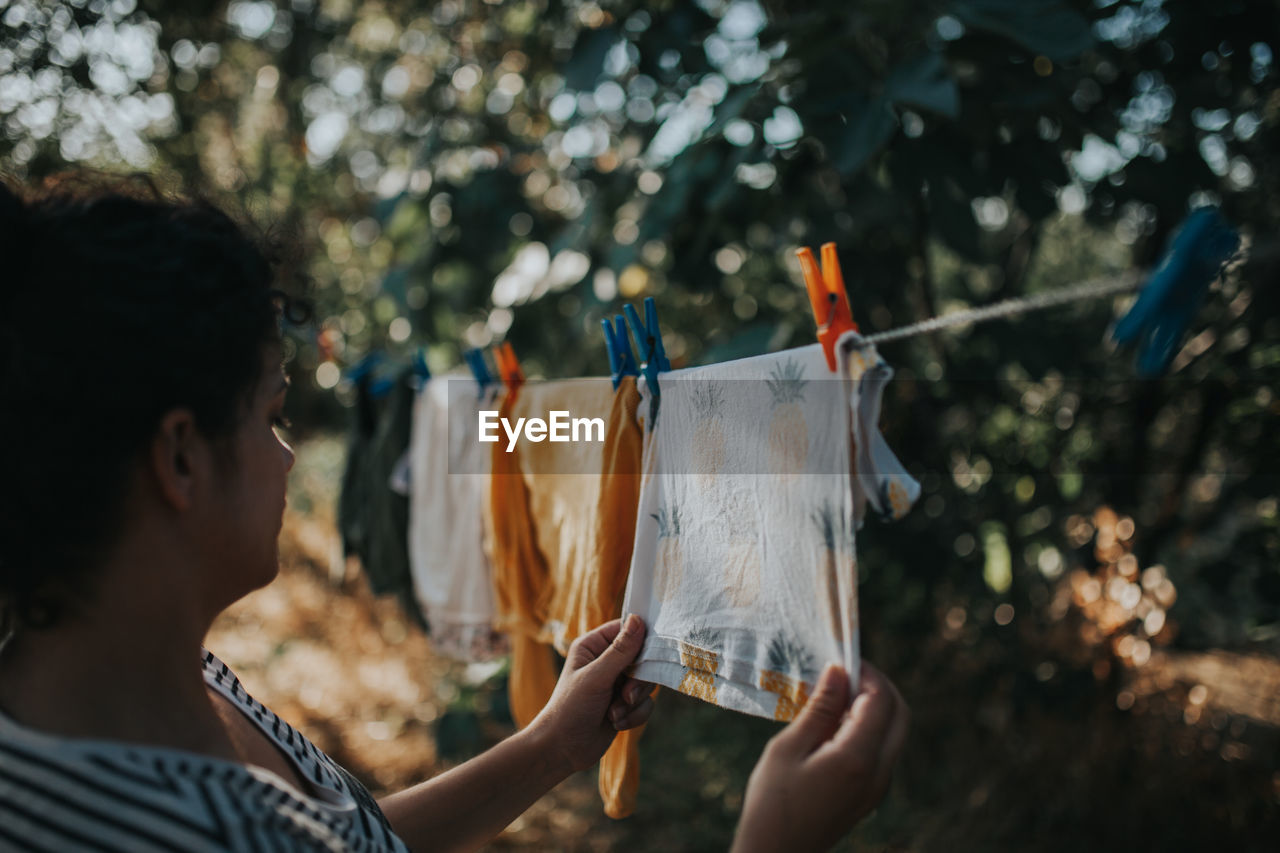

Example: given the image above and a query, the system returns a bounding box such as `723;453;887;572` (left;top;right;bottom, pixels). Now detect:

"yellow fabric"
597;699;652;819
488;392;552;640
486;378;647;817
508;634;557;729
486;391;557;729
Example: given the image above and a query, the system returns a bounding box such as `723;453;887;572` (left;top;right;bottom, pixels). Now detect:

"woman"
0;176;909;852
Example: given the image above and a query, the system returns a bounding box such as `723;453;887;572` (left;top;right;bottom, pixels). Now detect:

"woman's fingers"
616;677;655;706
810;662;908;796
775;664;850;757
566;618;623;669
607;680;657;726
611;695;655;730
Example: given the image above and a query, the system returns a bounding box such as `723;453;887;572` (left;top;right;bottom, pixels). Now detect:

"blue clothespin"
1112;206;1239;376
347;351;394;399
411;347;431;381
624;297;670;429
406;347;431;391
346;351;384;382
601;314;640;390
463;347;493;397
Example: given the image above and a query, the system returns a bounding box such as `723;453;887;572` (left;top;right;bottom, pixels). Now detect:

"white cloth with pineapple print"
622;332;919;720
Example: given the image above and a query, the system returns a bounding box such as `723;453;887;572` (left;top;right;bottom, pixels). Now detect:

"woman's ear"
149;409;203;511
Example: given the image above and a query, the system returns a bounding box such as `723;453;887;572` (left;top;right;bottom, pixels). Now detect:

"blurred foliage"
4;0;1274;646
3;0;1280;845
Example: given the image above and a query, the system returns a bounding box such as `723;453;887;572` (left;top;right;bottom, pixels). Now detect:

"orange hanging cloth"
486;376;648;817
486;386;555;727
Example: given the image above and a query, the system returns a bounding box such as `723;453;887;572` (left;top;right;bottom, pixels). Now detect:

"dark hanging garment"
338;364;427;629
338;370;379;565
365;366;426;627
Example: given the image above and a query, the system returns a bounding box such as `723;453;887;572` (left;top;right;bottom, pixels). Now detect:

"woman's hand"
732;661;909;853
529;614;656;774
381;616;654;851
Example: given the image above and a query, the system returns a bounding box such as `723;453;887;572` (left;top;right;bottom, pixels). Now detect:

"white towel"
622;332;918;720
408;376;507;660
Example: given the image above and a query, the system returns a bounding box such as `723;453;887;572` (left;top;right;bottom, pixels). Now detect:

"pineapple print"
760;634;817;721
846;347;871;380
884;479;913;520
814;502;859;649
766;359;808;477
651;503;684;603
814;502;843;644
690;383;727;489
722;538;762;608
677;627;722;703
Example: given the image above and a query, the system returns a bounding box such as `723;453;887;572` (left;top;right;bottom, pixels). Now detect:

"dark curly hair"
0;173;312;633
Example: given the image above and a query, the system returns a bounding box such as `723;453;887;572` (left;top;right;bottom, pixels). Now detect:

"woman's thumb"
778;664;850;755
585;614;646;683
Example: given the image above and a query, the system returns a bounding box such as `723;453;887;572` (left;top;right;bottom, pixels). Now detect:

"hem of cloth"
629;632;828;721
542;619;578;657
492;615;553;644
424;618;510;661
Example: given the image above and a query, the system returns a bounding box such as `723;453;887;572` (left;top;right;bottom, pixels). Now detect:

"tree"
3;0;1278;845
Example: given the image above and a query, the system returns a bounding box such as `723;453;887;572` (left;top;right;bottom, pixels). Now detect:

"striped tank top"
0;650;410;852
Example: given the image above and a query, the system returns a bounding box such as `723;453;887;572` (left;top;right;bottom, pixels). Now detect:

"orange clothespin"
797;242;858;372
494;341;525;402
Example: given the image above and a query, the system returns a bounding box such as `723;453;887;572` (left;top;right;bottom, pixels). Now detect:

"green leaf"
705;142;756;212
706;83;761;138
904;133;998;200
563;26;620;90
697;323;779;366
981;523;1012;593
380;266;410;304
885;51;960;119
929;176;983;260
607;242;639;274
948;0;1094;61
831;94;897;177
550;193;600;255
373;190;407;224
639;145;720;243
1005;142;1066;221
635;6;718;80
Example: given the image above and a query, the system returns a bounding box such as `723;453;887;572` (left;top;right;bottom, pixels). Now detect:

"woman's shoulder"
199;648;354;804
198;647;408;848
0;650;409;852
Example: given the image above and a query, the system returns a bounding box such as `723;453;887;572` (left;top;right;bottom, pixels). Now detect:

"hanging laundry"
621;332;918;722
338;365;379;572
339;362;426;628
485;376;646;818
407;375;507;660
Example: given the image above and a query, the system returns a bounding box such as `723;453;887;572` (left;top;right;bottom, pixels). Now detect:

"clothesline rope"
860;239;1275;346
863;269;1144;345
